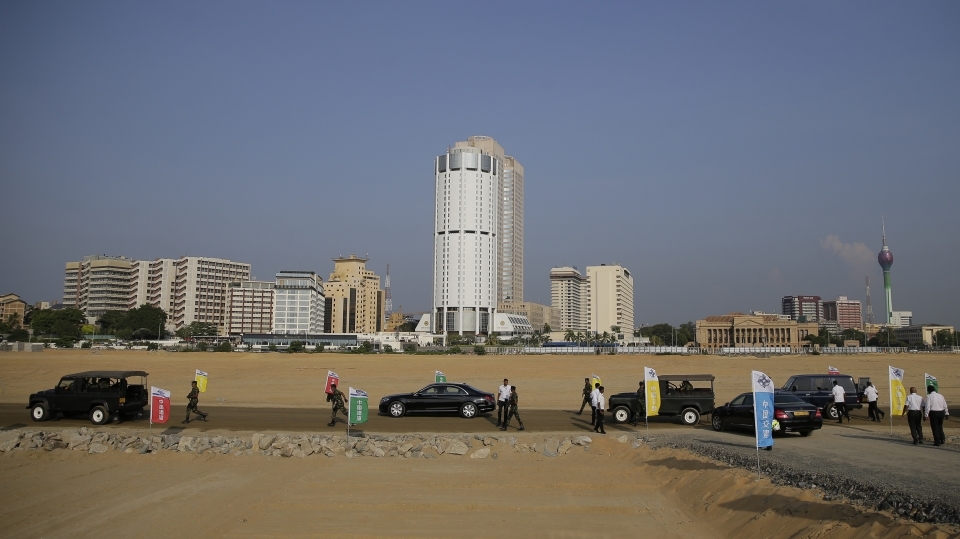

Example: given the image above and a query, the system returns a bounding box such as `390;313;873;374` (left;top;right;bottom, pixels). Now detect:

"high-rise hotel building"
433;142;501;336
453;136;524;304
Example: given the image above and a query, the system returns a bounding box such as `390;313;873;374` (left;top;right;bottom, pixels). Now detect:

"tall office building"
822;296;863;330
877;219;895;325
550;266;589;331
170;257;251;333
433;142;501;336
454;136;523;304
323;255;384;334
272;271;325;335
781;295;823;322
225;280;275;335
586;264;634;333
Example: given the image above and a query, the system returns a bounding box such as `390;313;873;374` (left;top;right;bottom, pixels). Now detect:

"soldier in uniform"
631;381;646;426
500;386;525;431
182;380;207;424
577;377;591;415
327;383;347;427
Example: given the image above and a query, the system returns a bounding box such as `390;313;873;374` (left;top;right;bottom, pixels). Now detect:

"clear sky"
1;2;958;327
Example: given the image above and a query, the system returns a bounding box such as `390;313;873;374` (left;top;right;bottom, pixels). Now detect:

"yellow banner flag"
644;367;660;417
889;366;905;416
195;369;209;393
590;374;602;389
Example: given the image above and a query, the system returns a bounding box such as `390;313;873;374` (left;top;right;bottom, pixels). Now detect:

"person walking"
496;379;511;428
925;385;949;446
327;383;347;427
864;382;884;422
904;386;925;445
593;386;607;434
832;380;850;423
589;382;601;426
631;381;645;427
182;380;207;424
500;385;525;431
578;378;592;415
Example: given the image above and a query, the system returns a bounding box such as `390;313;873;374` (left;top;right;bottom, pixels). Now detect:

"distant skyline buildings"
550;264;634;334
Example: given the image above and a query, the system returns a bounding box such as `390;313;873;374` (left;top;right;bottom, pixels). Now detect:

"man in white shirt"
496;379;511;428
925;385;949;446
589;383;601;426
864;382;883;422
831;380;850;423
903;386;925;445
593;386;607;434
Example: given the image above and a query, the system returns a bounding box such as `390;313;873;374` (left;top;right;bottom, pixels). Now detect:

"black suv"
27;371;150;425
780;373;863;421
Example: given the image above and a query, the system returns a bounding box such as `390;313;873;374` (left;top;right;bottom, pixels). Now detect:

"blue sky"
1;2;958;326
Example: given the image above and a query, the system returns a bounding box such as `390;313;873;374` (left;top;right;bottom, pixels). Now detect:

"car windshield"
460;385;483;394
774;394;806;404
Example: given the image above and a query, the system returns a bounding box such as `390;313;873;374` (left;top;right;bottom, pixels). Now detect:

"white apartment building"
272;271;325;335
433;143;500;336
587;264;634;333
64;255;251;332
170;257;251;333
550;266;589;331
454;136;524;304
63;255;138;323
225;281;275;335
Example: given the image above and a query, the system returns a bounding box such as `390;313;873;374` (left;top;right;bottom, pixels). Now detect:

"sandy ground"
1;435;956;539
1;350;956;409
3;350;959;539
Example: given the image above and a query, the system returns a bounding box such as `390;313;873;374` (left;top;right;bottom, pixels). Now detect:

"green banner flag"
349;387;368;425
925;373;938;392
435;370;446;383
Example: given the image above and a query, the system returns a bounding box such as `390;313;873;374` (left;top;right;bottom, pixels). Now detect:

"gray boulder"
446;440;469;455
543;439;560;457
88;443;109;454
470;447;491;459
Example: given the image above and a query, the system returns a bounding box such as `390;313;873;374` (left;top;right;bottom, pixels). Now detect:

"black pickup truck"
27;371;150;425
608;374;716;426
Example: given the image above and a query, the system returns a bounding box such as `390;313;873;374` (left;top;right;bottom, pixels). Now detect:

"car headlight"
380;398;389;403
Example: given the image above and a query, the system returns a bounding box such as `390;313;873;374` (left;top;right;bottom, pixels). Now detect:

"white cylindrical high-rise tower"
433;146;499;336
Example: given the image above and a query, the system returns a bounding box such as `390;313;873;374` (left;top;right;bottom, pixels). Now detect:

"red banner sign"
325;371;340;394
151;386;171;424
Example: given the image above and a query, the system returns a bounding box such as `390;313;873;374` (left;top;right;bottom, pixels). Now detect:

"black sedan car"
378;383;496;419
711;392;823;436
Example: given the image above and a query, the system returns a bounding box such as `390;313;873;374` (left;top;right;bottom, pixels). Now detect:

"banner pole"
756;447;760;480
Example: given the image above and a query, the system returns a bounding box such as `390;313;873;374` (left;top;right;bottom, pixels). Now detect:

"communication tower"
384;264;392;315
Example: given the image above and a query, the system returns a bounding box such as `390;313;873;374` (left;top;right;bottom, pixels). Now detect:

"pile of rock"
0;429;606;461
651;435;960;526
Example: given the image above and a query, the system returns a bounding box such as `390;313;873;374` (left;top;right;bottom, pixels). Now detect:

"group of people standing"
577;378;608;434
496;379;525;431
904;385;950;446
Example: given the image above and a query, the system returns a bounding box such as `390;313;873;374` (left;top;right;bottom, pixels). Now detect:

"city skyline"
1;3;958;327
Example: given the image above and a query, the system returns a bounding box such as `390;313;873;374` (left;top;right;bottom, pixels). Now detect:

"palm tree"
564;329;576;343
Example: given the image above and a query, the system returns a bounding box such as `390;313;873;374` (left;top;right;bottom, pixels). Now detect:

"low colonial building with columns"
696;312;819;353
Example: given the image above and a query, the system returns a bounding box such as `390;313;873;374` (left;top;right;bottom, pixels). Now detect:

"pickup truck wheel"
388;402;405;418
612;406;631;424
711;413;724;431
460;402;478;419
680;407;701;426
824;404;838;421
31;403;50;422
90;406;110;425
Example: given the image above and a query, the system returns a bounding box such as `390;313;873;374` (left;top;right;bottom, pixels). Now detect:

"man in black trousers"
904;386;925;445
593;386;607;434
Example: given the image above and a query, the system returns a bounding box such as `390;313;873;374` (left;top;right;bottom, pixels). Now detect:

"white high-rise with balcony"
433;143;501;336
